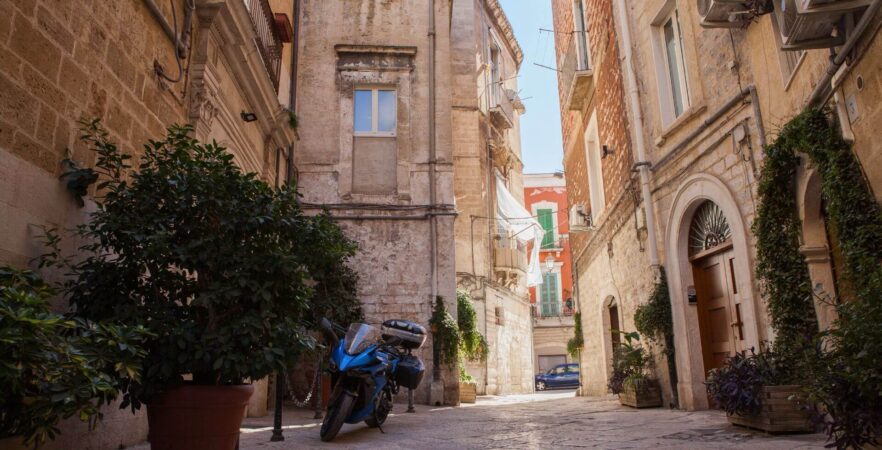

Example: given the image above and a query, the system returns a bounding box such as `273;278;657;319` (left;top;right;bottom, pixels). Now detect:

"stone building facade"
553;0;882;410
524;173;576;374
451;0;535;396
292;0;459;405
0;0;297;447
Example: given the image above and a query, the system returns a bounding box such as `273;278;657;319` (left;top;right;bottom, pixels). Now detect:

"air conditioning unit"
699;0;753;28
774;0;871;50
569;204;593;232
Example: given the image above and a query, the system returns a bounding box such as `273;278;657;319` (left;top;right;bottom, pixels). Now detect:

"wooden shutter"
538;209;555;248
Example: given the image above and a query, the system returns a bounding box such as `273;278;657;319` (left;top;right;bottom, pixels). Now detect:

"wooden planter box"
619;380;663;408
459;381;477;404
728;385;813;433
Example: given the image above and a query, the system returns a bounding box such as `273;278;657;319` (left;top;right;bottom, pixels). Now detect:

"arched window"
688;201;732;256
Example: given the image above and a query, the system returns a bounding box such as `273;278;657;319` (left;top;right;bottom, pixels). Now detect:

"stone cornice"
485;0;523;68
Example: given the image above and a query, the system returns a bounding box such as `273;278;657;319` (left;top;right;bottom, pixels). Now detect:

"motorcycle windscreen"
343;323;381;355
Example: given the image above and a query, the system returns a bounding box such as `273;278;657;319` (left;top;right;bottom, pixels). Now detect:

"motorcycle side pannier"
394;354;425;390
381;319;426;349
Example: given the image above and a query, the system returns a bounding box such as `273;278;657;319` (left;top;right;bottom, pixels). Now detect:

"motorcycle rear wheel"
320;391;355;442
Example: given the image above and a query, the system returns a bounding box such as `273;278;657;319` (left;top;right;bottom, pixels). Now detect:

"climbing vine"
430;296;460;366
752;113;818;355
634;267;678;405
567;312;584;358
457;291;487;361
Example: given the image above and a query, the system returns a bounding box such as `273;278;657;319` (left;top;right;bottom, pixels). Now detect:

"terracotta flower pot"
147;384;254;450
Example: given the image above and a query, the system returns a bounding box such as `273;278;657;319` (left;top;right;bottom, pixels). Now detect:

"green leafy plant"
793;110;882;449
607;331;652;395
0;267;149;446
567;311;584;358
56;119;353;409
634;267;678;405
430;296;460;366
705;349;793;417
456;290;487;362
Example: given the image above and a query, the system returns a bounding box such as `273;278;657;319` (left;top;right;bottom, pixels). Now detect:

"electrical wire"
155;0;187;83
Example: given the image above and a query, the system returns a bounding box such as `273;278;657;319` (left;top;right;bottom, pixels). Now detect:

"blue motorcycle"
318;318;426;442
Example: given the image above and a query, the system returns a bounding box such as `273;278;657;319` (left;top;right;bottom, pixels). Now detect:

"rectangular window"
662;12;688;117
540;272;561;316
770;16;805;89
652;5;690;124
573;0;590;71
538;208;556;249
584;112;605;218
353;88;397;136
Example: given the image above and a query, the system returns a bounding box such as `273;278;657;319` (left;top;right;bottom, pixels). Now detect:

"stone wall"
293;0;459;405
1;0;297;446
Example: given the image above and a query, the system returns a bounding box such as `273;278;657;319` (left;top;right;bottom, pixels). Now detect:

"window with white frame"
769;17;805;89
354;88;397;136
584;112;605;219
652;4;690;125
572;0;590;71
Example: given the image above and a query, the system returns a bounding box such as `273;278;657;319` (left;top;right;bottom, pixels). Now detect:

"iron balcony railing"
244;0;282;91
532;304;576;319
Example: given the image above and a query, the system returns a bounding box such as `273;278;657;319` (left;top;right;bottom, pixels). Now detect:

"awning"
495;178;545;286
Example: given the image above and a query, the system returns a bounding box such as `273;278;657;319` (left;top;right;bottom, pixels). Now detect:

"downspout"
808;0;882;108
428;0;441;383
143;0;194;58
612;0;659;269
289;0;301;109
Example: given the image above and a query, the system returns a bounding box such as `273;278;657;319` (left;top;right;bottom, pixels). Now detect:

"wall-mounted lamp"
241;111;258;122
602;145;614;159
545;255;556;271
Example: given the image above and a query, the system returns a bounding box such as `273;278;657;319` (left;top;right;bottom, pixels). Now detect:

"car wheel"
536;381;547;391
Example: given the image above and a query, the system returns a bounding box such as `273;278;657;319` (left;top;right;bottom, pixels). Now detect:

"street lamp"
545;255;555;271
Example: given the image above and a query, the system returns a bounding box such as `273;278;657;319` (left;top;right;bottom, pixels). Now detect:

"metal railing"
244;0;282;91
489;84;515;128
532;304;575;319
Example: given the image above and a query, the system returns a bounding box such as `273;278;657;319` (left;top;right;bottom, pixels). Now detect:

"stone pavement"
132;390;830;449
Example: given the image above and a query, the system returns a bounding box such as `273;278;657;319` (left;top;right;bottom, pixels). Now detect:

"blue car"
535;363;580;390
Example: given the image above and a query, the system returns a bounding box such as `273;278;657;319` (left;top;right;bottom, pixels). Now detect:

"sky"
499;0;564;174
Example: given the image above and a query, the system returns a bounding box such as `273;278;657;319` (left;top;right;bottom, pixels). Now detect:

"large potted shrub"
706;349;812;433
0;267;149;448
607;332;662;408
456;291;486;403
59;121;328;450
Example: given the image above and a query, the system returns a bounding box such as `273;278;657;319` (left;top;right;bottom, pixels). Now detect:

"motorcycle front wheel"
320;390;356;442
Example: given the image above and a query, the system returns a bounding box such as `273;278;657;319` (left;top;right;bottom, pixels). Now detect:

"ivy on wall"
752;114;818;355
753;109;882;448
567;312;584;358
634;267;678;406
430;296;460;366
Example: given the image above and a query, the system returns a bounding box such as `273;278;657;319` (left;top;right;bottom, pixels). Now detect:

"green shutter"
538;209;555;249
540;272;560;316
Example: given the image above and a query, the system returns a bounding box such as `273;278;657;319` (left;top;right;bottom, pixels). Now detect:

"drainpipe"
612;0;659;269
143;0;194;58
428;0;441;385
808;0;882;108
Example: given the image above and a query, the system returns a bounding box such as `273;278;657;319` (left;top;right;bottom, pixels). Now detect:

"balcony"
244;0;283;91
532;304;576;327
489;85;515;130
559;32;594;111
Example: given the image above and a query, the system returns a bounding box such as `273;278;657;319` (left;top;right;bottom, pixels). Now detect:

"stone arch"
665;173;762;410
796;164;838;330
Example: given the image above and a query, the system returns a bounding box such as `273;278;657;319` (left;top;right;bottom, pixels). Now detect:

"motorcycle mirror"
319;318;339;345
320;317;333;331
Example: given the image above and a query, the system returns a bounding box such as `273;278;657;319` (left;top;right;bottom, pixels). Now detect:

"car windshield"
344;323;381;355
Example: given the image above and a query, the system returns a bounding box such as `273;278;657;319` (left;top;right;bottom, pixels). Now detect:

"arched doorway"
665;173;762;410
688;201;743;376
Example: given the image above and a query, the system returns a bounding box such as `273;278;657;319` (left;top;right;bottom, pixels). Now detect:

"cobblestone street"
188;391;827;449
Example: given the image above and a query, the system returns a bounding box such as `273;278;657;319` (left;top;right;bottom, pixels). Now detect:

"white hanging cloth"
495;178;545;286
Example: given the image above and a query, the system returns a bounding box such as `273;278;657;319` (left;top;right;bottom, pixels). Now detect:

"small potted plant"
706;349;812;433
59;121;333;450
608;332;662;408
456;291;486;403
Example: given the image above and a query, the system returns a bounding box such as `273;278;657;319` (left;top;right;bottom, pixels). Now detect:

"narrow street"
200;391;826;449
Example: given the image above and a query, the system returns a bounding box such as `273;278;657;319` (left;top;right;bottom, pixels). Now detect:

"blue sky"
499;0;564;174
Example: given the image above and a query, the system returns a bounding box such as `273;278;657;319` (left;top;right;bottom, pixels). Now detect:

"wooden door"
692;246;741;375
